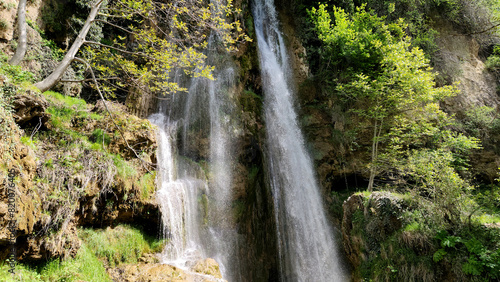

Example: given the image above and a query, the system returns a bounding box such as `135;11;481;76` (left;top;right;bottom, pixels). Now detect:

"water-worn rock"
191;258;223;279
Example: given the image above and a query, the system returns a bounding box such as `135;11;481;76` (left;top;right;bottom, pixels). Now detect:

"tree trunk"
368;118;383;191
34;0;104;93
9;0;27;65
367;120;378;192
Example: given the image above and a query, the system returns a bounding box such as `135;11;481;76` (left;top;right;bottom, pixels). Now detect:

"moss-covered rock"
0;89;160;262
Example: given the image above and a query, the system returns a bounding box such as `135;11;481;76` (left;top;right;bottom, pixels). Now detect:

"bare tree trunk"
368;118;383;191
9;0;27;65
367;119;378;192
34;0;104;93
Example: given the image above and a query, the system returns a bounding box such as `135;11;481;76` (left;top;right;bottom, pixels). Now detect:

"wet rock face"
342;192;405;269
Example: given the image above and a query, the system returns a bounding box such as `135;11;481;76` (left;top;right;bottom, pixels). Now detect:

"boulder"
12;91;50;128
191;258;223;279
342;192;406;269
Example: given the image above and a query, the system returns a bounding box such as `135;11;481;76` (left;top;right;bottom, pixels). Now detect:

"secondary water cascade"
150;29;243;282
252;0;347;280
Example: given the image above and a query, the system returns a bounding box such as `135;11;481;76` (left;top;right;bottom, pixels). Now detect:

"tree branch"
59;77;120;83
454;22;500;36
9;0;27;65
84;41;157;61
34;0;105;92
74;57;156;172
92;19;141;37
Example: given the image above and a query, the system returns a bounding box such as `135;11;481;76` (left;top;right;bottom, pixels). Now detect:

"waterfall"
149;115;207;266
150;31;243;282
252;0;347;281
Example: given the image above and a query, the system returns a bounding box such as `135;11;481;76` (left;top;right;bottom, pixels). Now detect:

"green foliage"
79;225;165;267
44;91;87;109
80;0;250;99
0;61;35;84
463;106;498;137
44;91;102;130
486;45;500;71
20;136;38;150
91;128;111;146
0;19;7;31
138;171;156;200
360;0;461;53
433;230;500;279
113;154;137;181
0;242;110;281
310;4;479;192
25;20;65;61
309;4;406;77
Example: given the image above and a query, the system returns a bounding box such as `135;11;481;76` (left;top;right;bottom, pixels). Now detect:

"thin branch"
60;77;120;83
92;19;141;37
73;57;156;172
454;22;500;36
84;41;157;61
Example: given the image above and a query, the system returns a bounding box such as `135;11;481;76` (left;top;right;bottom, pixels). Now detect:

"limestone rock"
433;18;500;112
109;261;226;282
0;0;17;42
12;91;50;128
191;258;223;279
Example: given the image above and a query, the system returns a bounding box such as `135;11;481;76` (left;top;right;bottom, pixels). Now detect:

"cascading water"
253;0;347;280
149;115;207;266
150;26;243;282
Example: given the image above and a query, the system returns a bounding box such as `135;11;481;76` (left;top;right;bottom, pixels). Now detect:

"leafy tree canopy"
309;4;480;197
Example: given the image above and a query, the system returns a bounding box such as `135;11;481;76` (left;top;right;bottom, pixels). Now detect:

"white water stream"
150;0;346;280
253;0;347;280
150;32;242;280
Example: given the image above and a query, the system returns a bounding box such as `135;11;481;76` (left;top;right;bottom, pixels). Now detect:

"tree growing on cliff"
9;0;248;95
309;4;480;193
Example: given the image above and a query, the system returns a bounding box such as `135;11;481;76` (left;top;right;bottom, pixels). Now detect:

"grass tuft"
79;225;165;267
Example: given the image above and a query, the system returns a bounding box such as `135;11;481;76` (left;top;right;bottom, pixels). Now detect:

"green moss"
79;225;165;267
199;194;209;225
232;199;246;222
91;128;111;146
43;91;87;110
38;244;111;282
0;242;111;282
0;61;35;84
403;221;422;232
113;154;138;180
0;19;8;31
139;171;156;200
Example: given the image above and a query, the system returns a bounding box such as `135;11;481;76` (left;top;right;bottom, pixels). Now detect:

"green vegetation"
138;171;157;200
0;19;8;31
308;1;500;280
79;225;165;267
0;225;164;281
310;4;480;191
0;58;35;85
